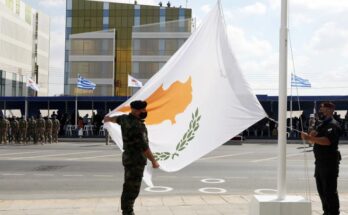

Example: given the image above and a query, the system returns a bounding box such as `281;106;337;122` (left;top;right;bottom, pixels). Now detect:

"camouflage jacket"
116;114;149;166
10;120;19;130
19;119;27;130
28;119;36;131
36;118;45;130
45;119;53;131
52;119;60;130
0;119;9;131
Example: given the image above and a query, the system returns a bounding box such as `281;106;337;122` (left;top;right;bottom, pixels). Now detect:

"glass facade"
0;0;50;96
67;30;115;96
131;18;192;90
65;0;192;96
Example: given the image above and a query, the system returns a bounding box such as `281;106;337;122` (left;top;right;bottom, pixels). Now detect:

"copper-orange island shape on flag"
117;77;192;125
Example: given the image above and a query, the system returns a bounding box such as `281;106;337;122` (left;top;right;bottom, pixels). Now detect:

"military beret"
130;100;147;110
320;101;335;109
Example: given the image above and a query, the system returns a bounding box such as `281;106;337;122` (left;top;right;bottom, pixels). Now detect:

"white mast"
277;0;288;200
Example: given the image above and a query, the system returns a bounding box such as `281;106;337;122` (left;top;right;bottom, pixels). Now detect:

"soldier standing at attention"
10;116;19;144
104;100;159;215
4;116;10;144
36;114;46;145
19;117;28;144
52;115;60;143
27;116;37;144
301;102;342;215
0;116;7;144
45;117;53;144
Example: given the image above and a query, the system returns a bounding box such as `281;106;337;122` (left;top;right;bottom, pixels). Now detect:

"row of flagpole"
73;74;142;128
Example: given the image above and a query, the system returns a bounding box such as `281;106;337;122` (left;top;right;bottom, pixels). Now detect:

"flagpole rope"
288;30;312;202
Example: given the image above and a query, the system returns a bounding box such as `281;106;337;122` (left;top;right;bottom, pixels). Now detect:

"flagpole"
277;0;288;200
25;81;28;120
75;74;79;130
75;87;78;129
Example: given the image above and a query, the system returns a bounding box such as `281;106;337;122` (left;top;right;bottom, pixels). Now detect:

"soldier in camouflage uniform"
18;117;28;144
10;116;19;144
104;100;159;215
0;116;9;144
27;116;37;144
36;114;46;145
52;115;60;143
45;117;53;144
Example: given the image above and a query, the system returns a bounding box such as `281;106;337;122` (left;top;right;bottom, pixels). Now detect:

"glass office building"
65;0;192;96
131;18;192;93
68;30;115;96
0;0;50;96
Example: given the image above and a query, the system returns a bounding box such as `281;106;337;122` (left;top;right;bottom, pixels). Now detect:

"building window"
66;17;72;28
103;17;109;25
0;70;4;96
103;2;109;10
134;9;140;17
12;73;17;96
67;0;72;10
66;27;72;39
103;10;109;17
18;75;23;96
134;17;140;26
66;10;72;17
160;8;165;16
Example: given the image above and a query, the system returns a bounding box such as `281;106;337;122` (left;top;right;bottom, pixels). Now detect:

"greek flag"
77;75;96;90
291;74;311;88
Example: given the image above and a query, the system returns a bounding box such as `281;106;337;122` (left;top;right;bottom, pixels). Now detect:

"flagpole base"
249;195;311;215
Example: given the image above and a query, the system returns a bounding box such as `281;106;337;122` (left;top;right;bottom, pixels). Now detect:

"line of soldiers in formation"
0;114;60;145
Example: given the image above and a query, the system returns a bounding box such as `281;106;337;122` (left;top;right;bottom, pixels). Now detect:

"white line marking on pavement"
0;151;44;157
66;154;121;161
33;174;55;177
144;186;173;193
200;152;254;160
63;174;83;177
254;189;277;195
9;151;104;160
2;173;25;176
199;187;226;194
250;153;304;163
93;175;114;177
201;178;225;184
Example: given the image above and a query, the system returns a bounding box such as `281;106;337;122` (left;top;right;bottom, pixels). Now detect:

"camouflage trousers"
121;165;145;215
0;131;8;144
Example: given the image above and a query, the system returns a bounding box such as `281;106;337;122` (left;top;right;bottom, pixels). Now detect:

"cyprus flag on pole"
105;1;267;186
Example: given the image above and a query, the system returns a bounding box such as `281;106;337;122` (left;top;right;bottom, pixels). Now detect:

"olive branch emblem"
153;108;201;161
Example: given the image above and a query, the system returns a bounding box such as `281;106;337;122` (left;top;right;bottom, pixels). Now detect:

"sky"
23;0;348;96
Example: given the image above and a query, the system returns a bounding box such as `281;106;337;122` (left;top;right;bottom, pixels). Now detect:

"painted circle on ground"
254;189;277;195
201;178;225;184
199;187;227;194
144;186;173;193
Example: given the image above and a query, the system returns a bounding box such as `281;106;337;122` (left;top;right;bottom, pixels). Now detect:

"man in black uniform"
301;102;342;215
104;100;159;215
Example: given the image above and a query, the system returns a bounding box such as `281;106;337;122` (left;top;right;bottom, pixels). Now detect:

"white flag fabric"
128;75;143;88
26;78;40;92
105;2;267;185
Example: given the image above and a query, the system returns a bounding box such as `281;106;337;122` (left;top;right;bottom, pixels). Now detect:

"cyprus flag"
105;1;267;185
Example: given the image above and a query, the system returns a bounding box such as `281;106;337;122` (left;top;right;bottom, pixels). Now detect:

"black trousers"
315;162;340;215
121;165;145;215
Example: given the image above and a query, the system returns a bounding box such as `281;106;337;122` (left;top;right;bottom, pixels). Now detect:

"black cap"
130;100;147;110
